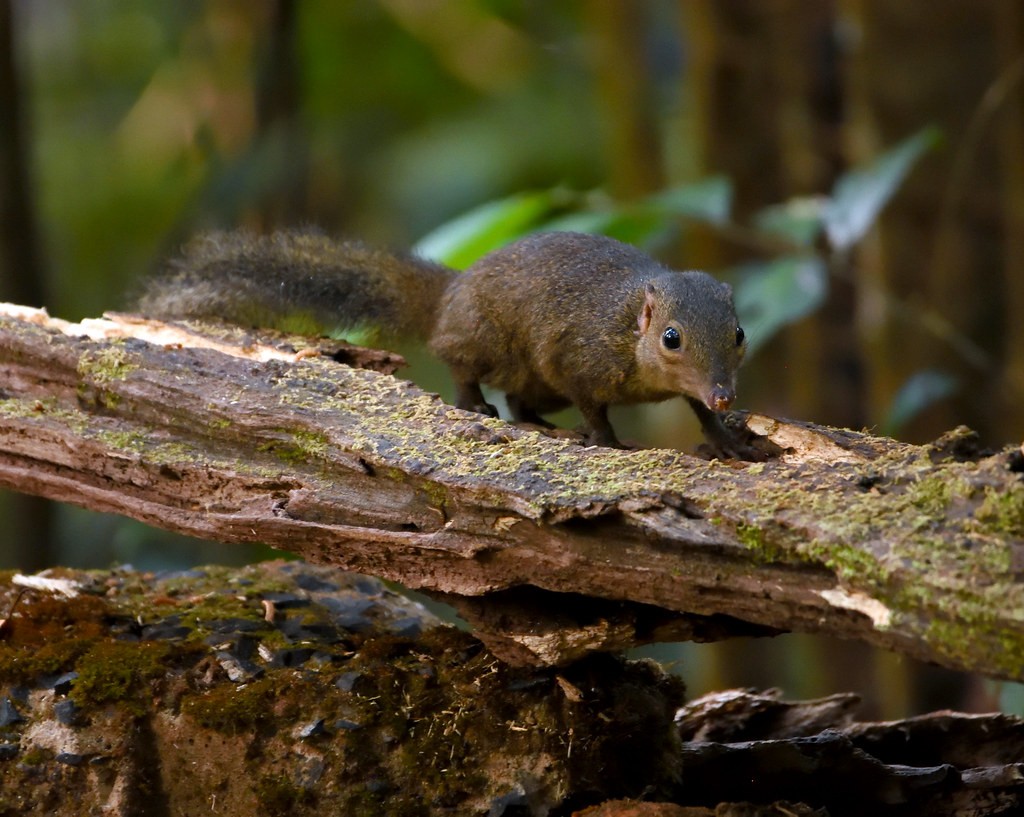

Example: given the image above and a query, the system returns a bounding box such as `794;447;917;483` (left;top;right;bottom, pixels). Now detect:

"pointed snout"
707;385;735;412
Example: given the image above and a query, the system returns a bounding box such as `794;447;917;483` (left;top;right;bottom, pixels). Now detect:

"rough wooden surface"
0;304;1021;676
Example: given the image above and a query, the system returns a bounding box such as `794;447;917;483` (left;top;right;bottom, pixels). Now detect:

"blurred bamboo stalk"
584;0;664;198
252;0;309;227
0;0;54;570
993;1;1024;430
839;0;895;430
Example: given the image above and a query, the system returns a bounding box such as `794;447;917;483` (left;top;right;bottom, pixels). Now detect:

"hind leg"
506;394;555;428
454;380;498;418
577;401;621;448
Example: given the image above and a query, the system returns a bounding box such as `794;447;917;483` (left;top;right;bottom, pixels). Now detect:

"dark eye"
735;327;745;347
662;327;681;350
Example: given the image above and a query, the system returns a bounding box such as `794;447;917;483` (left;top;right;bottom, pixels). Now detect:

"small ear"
637;283;656;335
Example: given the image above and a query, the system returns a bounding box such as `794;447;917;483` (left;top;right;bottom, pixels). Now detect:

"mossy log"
0;304;1021;677
0;562;687;815
2;564;1023;816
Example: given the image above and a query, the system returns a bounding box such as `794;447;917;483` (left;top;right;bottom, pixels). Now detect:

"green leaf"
540;209;673;248
732;256;828;355
539;209;621;234
823;126;941;251
881;369;958;435
414;191;559;269
753;196;826;248
644;176;732;225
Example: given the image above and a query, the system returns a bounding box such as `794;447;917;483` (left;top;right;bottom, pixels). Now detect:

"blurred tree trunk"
679;1;780;448
0;0;54;570
762;2;858;430
251;0;309;227
684;0;1024;445
0;1;44;307
585;0;665;198
838;1;895;436
993;2;1024;440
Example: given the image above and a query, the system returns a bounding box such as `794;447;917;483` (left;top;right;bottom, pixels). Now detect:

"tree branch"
0;304;1021;675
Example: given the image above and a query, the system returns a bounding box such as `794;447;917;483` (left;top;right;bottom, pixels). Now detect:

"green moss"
258;429;332;466
145;441;201;465
293;430;330;459
975;484;1024;537
818;542;885;584
70;640;170;714
180;591;263;623
419;479;450;514
0;593;113;685
20;748;49;766
255;774;313;815
734;521;763;550
0;639;94;686
96;429;147;453
181;676;282;733
906;474;954;517
0;397;52;419
922;614;1024;679
734;521;791;564
0;397;89;433
273;361;699;516
77;344;138;385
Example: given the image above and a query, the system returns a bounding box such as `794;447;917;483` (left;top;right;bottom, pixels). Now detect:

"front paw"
699;414;779;462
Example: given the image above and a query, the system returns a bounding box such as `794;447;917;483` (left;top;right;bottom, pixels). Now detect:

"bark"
0;304;1021;679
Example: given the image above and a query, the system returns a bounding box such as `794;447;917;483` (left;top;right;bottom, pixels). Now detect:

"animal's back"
430;232;660;406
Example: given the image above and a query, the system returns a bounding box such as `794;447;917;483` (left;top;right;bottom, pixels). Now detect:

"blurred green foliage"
24;2;604;317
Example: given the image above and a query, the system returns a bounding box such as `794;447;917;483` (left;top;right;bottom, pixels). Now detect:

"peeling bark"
0;305;1021;676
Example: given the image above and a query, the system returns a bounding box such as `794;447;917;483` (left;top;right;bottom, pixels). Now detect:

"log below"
1;564;1022;816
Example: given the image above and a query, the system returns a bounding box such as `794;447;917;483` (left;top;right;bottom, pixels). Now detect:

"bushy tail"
136;230;457;340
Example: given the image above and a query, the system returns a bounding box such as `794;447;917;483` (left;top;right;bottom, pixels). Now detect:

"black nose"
708;386;734;412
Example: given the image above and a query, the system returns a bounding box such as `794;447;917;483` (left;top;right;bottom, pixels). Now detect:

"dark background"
1;0;1022;718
